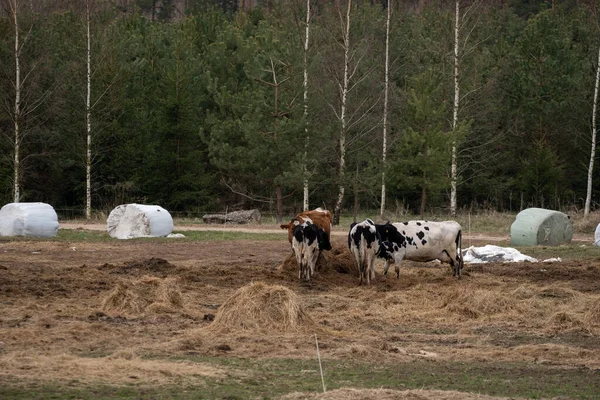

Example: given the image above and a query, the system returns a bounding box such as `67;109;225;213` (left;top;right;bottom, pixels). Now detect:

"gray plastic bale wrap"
510;208;573;246
107;204;173;239
0;202;59;237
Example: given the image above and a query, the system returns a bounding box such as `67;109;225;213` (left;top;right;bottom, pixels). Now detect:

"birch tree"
380;0;391;217
302;0;311;210
81;0;119;219
450;0;483;216
85;0;93;219
8;0;22;202
584;44;600;218
332;0;352;225
450;0;460;217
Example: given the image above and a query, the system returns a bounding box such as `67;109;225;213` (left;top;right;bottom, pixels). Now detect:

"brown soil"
1;228;600;397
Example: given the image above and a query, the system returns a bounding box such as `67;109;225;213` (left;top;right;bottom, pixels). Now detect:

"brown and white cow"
377;220;463;279
281;208;333;280
280;208;332;251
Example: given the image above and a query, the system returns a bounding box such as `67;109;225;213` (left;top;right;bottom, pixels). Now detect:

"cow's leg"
384;260;391;275
368;253;376;283
393;252;404;279
360;260;370;285
442;249;461;278
309;248;319;280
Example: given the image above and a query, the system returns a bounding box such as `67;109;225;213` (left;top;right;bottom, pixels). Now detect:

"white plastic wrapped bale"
107;204;173;239
0;202;59;237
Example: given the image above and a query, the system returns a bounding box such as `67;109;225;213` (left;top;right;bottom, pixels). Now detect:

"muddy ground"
1;226;600;399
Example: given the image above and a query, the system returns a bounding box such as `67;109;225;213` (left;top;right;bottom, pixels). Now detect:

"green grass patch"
0;229;111;243
514;244;600;261
2;357;599;399
0;229;285;243
172;230;284;241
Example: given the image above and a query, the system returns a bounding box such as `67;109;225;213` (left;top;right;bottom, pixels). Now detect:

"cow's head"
375;222;403;243
377;240;396;261
347;222;358;249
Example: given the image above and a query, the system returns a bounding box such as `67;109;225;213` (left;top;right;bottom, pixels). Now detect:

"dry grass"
2;238;600;395
101;276;185;317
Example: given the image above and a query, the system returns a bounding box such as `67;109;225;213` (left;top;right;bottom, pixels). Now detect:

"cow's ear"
280;224;288;230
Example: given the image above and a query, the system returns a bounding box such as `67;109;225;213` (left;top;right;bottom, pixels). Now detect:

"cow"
281;208;333;281
376;220;463;279
292;218;322;280
280;208;332;251
347;219;381;285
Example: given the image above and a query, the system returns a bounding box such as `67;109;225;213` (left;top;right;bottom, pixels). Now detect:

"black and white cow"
291;217;322;281
348;219;382;285
377;220;463;279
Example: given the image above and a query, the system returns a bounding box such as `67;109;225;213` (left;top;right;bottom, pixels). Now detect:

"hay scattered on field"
0;352;226;386
536;285;579;299
101;275;184;317
278;242;358;277
204;281;320;334
547;311;584;332
280;388;527;400
440;287;522;320
584;297;600;330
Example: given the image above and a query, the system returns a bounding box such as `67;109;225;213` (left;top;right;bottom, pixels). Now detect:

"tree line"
1;0;599;223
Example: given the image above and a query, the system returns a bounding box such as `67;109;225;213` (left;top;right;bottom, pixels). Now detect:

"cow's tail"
456;229;463;273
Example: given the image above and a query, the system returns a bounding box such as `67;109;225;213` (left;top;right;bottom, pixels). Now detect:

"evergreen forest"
1;0;600;222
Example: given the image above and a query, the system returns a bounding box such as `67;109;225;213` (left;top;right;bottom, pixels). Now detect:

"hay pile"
205;281;320;334
101;276;184;317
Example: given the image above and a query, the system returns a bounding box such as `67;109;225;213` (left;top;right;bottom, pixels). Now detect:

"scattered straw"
440;287;523;320
278;242;358;277
101;276;185;317
0;352;226;386
584;297;600;331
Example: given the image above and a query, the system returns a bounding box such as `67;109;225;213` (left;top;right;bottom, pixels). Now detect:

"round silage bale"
595;224;600;246
0;202;59;237
510;207;573;246
107;203;173;239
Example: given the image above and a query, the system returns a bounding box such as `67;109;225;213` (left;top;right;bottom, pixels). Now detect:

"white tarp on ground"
0;202;59;237
462;245;560;264
107;204;173;239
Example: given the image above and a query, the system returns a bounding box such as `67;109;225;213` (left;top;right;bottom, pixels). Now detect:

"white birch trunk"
85;0;93;219
333;0;352;225
450;0;460;217
585;44;600;218
302;0;311;211
380;0;391;217
11;0;21;203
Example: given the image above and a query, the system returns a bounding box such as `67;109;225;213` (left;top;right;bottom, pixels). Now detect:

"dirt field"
1;225;600;399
